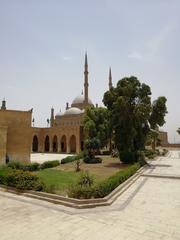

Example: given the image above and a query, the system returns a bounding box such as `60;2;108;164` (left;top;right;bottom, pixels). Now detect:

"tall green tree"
149;96;168;150
149;97;168;129
177;128;180;135
83;106;110;159
103;76;152;163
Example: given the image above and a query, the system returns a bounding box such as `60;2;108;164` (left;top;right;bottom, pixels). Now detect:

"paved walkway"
0;151;180;240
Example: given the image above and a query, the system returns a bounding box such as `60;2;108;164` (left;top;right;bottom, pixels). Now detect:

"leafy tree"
149;96;168;150
83;106;110;162
177;128;180;135
103;76;152;163
84;106;110;148
149;97;168;129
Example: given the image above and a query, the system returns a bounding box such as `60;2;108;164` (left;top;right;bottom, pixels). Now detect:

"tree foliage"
177;128;180;135
149;96;168;129
103;76;167;163
84;106;110;148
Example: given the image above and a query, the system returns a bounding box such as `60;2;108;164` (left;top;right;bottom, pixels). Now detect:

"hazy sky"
0;0;180;143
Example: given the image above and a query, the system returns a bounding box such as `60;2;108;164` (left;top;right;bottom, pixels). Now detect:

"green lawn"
36;169;82;195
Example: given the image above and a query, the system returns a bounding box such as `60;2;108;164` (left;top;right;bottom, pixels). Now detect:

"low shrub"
95;163;141;198
7;162;40;171
2;170;44;191
162;149;168;156
40;160;60;169
83;156;102;164
144;149;156;159
0;166;13;185
61;154;82;164
68;185;95;199
78;171;94;187
68;162;142;199
101;150;111;155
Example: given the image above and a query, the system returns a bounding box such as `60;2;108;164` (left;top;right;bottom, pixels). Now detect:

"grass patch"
36;169;81;195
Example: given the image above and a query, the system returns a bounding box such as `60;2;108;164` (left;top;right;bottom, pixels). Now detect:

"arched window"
44;136;50;152
32;135;38;152
53;135;58;152
61;135;67;152
69;135;76;153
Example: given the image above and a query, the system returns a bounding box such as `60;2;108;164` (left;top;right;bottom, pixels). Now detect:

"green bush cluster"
7;162;40;171
7;160;59;171
0;168;44;191
144;149;157;159
162;149;168;156
78;171;94;187
61;155;82;164
83;156;102;164
68;162;142;199
40;160;59;169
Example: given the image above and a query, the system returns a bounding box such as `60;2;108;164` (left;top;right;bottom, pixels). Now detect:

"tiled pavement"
0;151;180;240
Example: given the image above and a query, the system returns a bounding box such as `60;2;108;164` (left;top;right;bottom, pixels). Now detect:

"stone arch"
53;135;58;152
32;135;38;152
61;135;67;152
44;135;50;152
69;135;76;153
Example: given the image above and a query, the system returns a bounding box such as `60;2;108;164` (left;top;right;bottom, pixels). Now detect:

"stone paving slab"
0;151;180;240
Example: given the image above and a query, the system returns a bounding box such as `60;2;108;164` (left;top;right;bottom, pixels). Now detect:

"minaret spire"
84;52;89;104
108;67;113;90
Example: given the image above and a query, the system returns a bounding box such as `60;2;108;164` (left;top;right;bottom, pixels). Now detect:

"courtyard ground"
31;153;74;164
0;150;180;240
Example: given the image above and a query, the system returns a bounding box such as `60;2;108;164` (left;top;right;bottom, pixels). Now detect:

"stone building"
0;54;101;164
31;53;94;156
0;100;32;164
0;53;169;165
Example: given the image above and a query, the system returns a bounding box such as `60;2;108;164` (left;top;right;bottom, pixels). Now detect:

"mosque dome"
72;95;93;105
64;107;84;116
56;111;64;117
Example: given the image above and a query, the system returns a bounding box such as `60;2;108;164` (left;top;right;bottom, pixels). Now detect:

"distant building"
0;54;112;164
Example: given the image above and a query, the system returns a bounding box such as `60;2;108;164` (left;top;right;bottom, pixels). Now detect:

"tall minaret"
108;67;113;90
50;107;54;127
84;52;89;104
1;98;6;110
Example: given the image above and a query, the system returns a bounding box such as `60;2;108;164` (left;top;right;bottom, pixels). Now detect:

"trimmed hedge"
0;168;44;191
40;160;59;169
7;162;40;171
7;160;59;171
68;162;142;199
61;154;82;164
83;156;102;164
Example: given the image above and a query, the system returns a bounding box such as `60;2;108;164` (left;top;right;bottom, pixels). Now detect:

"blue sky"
0;0;180;143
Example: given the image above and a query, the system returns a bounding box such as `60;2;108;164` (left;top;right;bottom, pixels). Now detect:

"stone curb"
142;173;180;180
0;165;147;209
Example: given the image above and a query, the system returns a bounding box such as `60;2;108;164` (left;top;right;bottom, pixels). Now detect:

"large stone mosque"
0;54;113;164
0;54;168;165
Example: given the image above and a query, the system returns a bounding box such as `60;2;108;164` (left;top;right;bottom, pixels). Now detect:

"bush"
83;155;102;164
68;185;95;199
4;170;44;191
40;160;59;169
78;171;94;187
0;166;13;184
162;149;168;156
68;162;142;199
101;150;111;155
61;154;82;164
7;162;40;171
95;163;141;198
144;149;156;159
